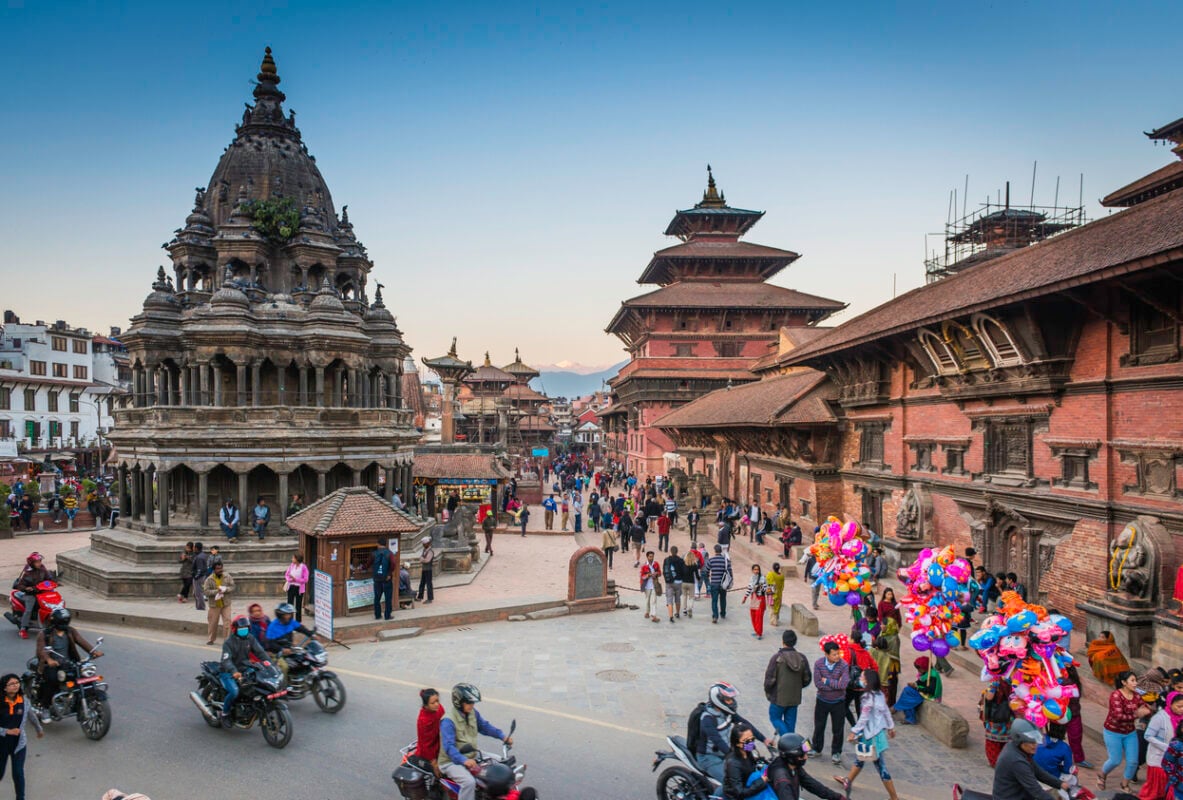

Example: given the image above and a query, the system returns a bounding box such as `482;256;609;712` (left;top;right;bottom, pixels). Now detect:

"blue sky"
2;1;1180;370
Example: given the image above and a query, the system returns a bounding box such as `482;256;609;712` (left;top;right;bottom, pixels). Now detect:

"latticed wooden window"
985;421;1032;476
858;424;886;465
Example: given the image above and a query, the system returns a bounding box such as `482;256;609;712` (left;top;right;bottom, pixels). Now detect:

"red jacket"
640;560;660;589
415;705;446;761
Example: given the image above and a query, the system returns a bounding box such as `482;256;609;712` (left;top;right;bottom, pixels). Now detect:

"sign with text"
346;578;375;610
532;447;549;457
0;441;17;459
313;569;333;641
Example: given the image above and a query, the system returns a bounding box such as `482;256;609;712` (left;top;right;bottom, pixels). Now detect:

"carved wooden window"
1119;450;1181;498
1128;282;1180;365
917;329;958;375
857;422;887;467
913;443;933;472
714;341;742;358
751;475;761;504
861;490;885;536
673;343;695;357
984;420;1032;477
942;445;967;476
778;479;792;508
972;314;1024;366
800;498;811;518
1062;455;1088;486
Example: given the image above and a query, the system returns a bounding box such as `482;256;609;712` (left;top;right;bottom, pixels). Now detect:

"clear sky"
2;1;1180;371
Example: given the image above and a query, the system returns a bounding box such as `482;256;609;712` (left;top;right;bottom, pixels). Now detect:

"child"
1033;722;1074;787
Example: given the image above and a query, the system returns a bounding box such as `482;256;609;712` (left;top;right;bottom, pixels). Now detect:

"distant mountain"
531;361;628;399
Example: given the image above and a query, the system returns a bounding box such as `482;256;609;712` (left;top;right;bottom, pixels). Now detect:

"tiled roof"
504;383;547;402
519;416;557;431
607;282;845;334
640;239;801;284
653;370;835;429
412;453;512;480
750;327;835;372
1101;161;1183;208
285;487;421;537
783;186;1183;365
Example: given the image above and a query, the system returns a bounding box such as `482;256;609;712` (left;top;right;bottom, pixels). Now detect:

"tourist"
250;496;270;541
572;493;583;533
851;606;881;648
414;688;446;776
764;629;809;735
706;545;731;623
219;499;240;542
1089;630;1132;688
0;672;42;800
766;563;785;626
974;566;997;612
284;553;308;622
877;588;902;629
191;542;209;611
587;494;601;532
202;561;235;645
1099;670;1152;793
371;537;395;620
481;509;496;556
687;508;700;540
286;493;303;516
640;551;661;624
1162;719;1183;800
246;602;270;642
417;535;435;605
811;640;852;766
560;495;570;531
656;512;671;552
517;504;529;537
681;546;698;617
694;542;710;599
721;721;766;800
631;515;647;568
717;519;732;556
617;510;632;554
662;546;685;622
601;524;617;570
177;541;194;603
869;635;900;709
892;657;941;725
742;564;771;640
63;492;77;524
834;670;898;800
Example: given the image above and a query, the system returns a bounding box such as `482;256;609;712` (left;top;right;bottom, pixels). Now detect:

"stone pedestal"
1152;611;1183;667
439;545;473;573
883;538;932;574
1079;595;1159;662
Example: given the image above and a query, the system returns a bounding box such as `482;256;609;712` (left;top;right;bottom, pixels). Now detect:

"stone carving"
1109;521;1154;600
574;551;607;600
895;487;921;540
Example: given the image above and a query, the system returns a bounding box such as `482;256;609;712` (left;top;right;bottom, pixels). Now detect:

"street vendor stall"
411;452;512;520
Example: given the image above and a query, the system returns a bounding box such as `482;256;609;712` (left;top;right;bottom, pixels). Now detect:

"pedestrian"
717;520;732;556
695;542;709;599
1163;720;1183;800
656;512;671;552
191;542;209;611
766;563;785;626
588;495;600;532
481;509;496;556
687;508;700;540
202;561;235;645
560;496;570;531
706;545;731;623
572;494;582;533
177;541;194;603
631;517;646;567
1099;669;1152;793
808;555;823;610
980;675;1013;767
811;640;852;766
0;672;43;800
251;496;270;541
640;551;661;624
219;499;240;542
283;553;308;622
894;656;942;725
371;537;395;620
834;670;898;800
63;493;77;524
764;629;809;735
869;635;900;708
851;606;881;648
47;494;61;525
602;525;617;570
18;496;33;531
417;535;435;604
518;505;530;536
1064;663;1091;768
662;546;685;622
742;564;770;640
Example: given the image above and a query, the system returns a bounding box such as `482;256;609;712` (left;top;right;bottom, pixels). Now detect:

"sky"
2;1;1181;371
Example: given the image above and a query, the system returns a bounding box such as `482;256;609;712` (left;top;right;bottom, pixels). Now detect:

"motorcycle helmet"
483;763;515;796
451;682;482;710
26;552;43;567
274;603;295;619
232;616;251;637
48;608;71;630
708;682;739;716
776;733;811;766
1010;718;1043;746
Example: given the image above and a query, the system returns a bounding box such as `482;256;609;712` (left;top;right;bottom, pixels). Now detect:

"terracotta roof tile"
621;281;845;310
1101;161;1183;208
412;453;512;480
653;370;835;429
640;239;801;283
286;487;421;537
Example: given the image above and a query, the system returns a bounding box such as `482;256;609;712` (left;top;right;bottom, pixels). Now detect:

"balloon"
946;632;961;647
846;592;861;606
828;593;846;607
930;639;950;658
912;634;932;651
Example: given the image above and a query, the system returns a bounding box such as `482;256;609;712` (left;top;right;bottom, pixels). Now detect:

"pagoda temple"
602;167;845;477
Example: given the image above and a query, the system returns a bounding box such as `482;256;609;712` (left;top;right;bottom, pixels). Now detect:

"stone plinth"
1079;595;1159;662
1152;610;1183;667
883;538;932;574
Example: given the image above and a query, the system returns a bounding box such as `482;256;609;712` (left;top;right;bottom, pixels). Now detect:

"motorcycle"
189;659;293;749
5;579;65;632
21;636;111;740
953;783;1096;800
394;719;526;800
652;734;769;800
279;633;346;713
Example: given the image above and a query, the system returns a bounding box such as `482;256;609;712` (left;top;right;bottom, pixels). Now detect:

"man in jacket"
810;641;851;765
250;497;270;541
765;734;843;800
439;683;511;800
992;719;1069;800
662;546;685;622
765;630;810;735
202;561;235;645
218;615;271;727
542;495;557;530
373;538;395;620
706;545;731;623
35;608;101;719
219;499;240;542
481;509;496;555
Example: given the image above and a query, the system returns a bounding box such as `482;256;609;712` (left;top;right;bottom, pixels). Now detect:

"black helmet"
451;683;481;710
483;763;515;796
274;603;295;618
232;616;251;631
48;608;71;630
776;733;811;766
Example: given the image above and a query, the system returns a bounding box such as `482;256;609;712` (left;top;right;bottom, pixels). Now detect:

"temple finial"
259;46;278;81
698;163;726;208
515;347;521;361
484;351;492;367
449;337;458;357
373;282;384;306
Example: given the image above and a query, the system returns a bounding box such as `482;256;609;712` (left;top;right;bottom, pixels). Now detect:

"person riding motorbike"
992;719;1070;800
481;762;538;800
438;683;513;800
764;733;843;800
262;602;314;677
14;553;52;639
218;615;270;728
696;682;775;783
723;722;768;800
35;608;101;722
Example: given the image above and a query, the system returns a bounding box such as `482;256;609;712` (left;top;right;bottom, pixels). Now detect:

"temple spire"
448;337;459;357
698;164;726;209
484;351;492;366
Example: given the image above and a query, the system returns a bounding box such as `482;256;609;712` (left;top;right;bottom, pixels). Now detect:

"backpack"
686;702;708;755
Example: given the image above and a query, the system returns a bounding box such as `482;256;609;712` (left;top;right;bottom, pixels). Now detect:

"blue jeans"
851;751;891;781
709;585;727;619
220;522;238;540
0;737;26;800
1102;728;1139;781
769;703;798;735
219;672;239;715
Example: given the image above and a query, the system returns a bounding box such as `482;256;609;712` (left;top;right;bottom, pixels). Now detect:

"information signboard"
346;578;374;610
313;569;333;641
532;447;549;457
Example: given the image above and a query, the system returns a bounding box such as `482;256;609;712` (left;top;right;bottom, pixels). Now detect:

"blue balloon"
1050;614;1073;634
946;632;961;647
828;592;846;607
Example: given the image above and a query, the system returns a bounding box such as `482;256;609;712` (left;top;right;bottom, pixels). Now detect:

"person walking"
717;519;732;556
251;496;271;541
834;671;898;800
518;505;530;536
687;508;700;541
764;630;810;736
417;536;435;605
656;512;671;552
219;499;240;542
766;563;785;626
177;541;194;603
706;545;731;623
572;494;582;533
481;509;496;556
811;640;851;766
682;545;700;617
560;496;570;531
202;562;235;645
1099;669;1152;793
0;672;42;800
662;546;685;622
191;542;209;611
694;542;709;599
283;553;308;622
602;525;617;570
742;564;770;640
542;495;556;530
640;551;661;624
631;516;647;568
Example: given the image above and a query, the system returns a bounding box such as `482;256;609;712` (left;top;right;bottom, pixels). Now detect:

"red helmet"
26;552;43;566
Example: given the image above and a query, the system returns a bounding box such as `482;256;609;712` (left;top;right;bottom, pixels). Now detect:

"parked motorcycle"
189;660;293;749
279;634;346;713
5;579;65;633
394;719;526;800
21;636;111;740
653;733;766;800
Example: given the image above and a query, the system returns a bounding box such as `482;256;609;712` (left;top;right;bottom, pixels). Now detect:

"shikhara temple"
651;113;1183;667
601;167;845;477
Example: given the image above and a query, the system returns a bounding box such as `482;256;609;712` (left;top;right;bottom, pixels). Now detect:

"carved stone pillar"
238;472;249;517
130;466;141;520
178;366;189;407
333;368;344;407
197;470;209;527
251;361;262;407
278;472;289;524
298;366;309;406
157;468;169;527
212;363;223;407
352;468;362;487
146;366;157;407
143;466;155;525
315;367;325;407
387;374;398;409
236;364;248;407
316;470;327;499
200;364;211;407
118;466;130;517
384;468;395;501
349;370;360;408
276;366;286;406
132;366;143;407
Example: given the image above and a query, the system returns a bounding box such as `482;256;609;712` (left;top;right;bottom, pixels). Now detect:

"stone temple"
59;48;420;597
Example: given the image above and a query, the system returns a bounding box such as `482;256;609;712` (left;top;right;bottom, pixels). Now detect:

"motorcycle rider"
992;719;1070;800
696;683;776;783
438;683;513;800
218;615;270;728
482;762;538;800
35;608;101;722
262;602;314;677
764;733;843;800
13;553;52;639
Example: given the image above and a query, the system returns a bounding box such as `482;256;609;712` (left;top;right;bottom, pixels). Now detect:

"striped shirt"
706;555;730;586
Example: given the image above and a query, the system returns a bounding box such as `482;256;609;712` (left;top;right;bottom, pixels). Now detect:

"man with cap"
372;537;395;621
418;534;436;604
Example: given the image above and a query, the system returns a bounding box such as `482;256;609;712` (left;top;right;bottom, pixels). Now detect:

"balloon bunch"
818;633;877;673
968;591;1078;727
809;517;874;607
897;545;973;659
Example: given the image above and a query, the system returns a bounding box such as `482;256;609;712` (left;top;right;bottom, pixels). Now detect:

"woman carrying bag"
835;670;898;800
742;564;771;640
